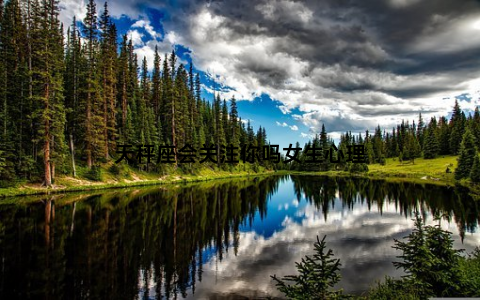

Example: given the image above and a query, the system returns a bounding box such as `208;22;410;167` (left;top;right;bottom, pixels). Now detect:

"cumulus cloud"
132;19;159;39
276;121;299;131
60;0;480;136
126;29;144;46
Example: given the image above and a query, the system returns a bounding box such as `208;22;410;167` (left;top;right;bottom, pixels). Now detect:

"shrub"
349;162;368;173
85;165;103;181
367;277;425;300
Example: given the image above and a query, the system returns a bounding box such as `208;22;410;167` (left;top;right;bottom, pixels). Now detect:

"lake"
0;175;479;299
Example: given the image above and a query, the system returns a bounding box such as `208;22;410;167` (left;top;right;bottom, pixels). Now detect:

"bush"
458;247;480;296
367;277;426;300
109;164;120;176
85;165;103;181
349;162;368;173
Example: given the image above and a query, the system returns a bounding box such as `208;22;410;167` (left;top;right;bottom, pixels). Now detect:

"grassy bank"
288;155;480;197
310;156;459;186
3;155;479;199
0;162;284;198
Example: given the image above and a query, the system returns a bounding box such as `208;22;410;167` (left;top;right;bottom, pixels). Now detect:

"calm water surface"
0;175;479;299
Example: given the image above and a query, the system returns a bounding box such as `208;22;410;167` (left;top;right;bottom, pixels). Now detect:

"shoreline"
0;170;284;198
2;155;480;199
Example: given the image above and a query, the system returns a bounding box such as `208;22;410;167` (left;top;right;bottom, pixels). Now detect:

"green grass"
286;156;458;187
289;155;479;191
2;155;478;198
367;156;457;183
0;162;284;198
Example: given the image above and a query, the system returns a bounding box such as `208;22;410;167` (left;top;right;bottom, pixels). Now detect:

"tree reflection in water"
0;175;478;299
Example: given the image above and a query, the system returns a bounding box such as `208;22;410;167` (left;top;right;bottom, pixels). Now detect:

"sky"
59;0;480;146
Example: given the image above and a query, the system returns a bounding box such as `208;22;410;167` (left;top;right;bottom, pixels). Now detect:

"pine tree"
246;119;255;146
470;154;480;183
194;73;205;149
116;34;129;142
393;213;463;297
449;100;465;155
437;116;451;155
0;0;278;180
174;63;189;147
31;0;66;185
82;0;103;167
271;236;343;299
64;17;83;152
138;56;149;145
151;46;161;116
99;2;117;159
320;124;330;171
229;96;239;147
222;99;229;144
1;0;30;177
473;107;480;149
423;118;439;159
455;128;477;180
214;94;226;165
373;125;385;164
417;113;425;151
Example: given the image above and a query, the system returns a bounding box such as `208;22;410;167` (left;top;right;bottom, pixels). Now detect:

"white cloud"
127;29;145;46
58;0;87;34
132;19;159;39
300;132;314;139
59;0;480;141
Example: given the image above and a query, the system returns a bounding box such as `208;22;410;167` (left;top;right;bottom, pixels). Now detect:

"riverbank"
3;155;480;199
319;156;457;185
0;162;283;198
290;155;479;197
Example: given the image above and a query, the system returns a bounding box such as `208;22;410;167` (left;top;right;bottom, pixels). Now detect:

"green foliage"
368;214;480;299
423;118;439;159
348;162;369;173
455;128;477;180
392;213;464;297
271;212;480;299
367;277;426;300
271;236;345;299
108;163;128;178
457;247;480;296
470;155;480;183
449;100;465;155
85;165;103;181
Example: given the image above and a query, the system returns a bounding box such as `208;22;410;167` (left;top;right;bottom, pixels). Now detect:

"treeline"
293;100;480;179
353;100;480;164
0;0;271;186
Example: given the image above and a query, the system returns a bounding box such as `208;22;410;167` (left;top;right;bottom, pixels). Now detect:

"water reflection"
0;175;478;299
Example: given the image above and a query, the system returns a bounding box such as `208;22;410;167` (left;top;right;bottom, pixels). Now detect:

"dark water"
0;175;479;299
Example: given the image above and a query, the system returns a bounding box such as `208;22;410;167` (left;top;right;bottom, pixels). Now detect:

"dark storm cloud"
61;0;480;136
191;0;480;98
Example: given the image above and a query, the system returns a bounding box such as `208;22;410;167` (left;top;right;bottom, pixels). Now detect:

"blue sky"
60;0;480;146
